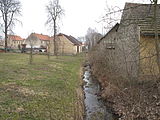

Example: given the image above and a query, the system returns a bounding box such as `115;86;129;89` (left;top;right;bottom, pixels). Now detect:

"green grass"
0;53;83;120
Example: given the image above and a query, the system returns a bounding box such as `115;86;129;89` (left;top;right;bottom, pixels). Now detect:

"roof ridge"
125;2;158;5
33;33;50;37
8;35;24;41
58;33;81;45
33;33;51;41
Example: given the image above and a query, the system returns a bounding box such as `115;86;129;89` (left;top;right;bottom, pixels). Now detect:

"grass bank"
0;53;84;120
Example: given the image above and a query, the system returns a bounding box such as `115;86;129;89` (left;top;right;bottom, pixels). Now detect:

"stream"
83;65;117;120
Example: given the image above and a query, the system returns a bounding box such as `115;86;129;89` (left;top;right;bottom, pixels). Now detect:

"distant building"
24;33;82;55
24;33;51;49
0;39;4;48
50;33;82;55
7;35;24;49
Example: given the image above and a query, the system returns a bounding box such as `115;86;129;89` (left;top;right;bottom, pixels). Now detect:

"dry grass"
88;47;160;120
0;53;84;120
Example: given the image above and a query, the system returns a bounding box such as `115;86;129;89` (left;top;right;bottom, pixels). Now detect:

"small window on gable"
106;43;115;49
106;38;116;50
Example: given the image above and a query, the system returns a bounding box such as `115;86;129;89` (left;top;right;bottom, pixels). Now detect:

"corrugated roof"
8;35;24;41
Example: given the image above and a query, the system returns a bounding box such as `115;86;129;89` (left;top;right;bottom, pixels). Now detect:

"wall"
7;38;12;48
140;35;159;75
58;35;76;55
116;23;140;78
99;25;118;68
25;34;41;48
12;40;24;49
7;38;23;49
99;23;140;77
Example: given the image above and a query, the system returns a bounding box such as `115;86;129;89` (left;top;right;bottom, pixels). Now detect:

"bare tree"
27;35;35;64
47;42;51;60
85;28;103;50
46;0;64;56
25;33;37;64
88;1;160;119
0;0;21;52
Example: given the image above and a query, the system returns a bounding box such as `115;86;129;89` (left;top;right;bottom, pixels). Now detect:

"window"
106;38;116;49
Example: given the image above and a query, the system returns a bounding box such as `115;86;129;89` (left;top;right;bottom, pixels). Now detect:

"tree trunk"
5;13;8;53
47;43;50;60
29;46;33;64
53;20;57;56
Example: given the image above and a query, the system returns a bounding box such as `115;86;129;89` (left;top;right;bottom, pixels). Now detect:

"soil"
97;75;160;120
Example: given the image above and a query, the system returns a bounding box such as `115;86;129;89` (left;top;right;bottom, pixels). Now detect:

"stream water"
83;65;117;120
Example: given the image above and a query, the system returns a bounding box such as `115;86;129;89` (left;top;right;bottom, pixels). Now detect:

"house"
25;33;82;55
98;3;160;77
50;33;82;55
25;33;51;49
97;23;119;66
118;3;160;76
7;35;24;49
98;23;119;49
0;39;4;48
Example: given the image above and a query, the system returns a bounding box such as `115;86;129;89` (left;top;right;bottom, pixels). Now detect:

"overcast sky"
12;0;154;38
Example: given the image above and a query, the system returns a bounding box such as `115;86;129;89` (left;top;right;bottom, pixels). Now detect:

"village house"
98;23;119;49
7;35;24;49
50;33;82;55
25;33;82;55
98;3;160;77
25;33;51;49
118;3;160;76
97;23;119;67
0;39;4;48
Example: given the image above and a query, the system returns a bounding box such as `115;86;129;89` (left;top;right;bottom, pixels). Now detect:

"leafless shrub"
88;1;160;119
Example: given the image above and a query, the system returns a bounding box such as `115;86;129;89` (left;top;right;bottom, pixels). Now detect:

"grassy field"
0;53;83;120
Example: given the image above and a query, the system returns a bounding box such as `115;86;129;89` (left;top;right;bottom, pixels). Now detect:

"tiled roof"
67;35;82;45
8;35;24;41
33;33;51;41
58;33;82;45
121;2;160;34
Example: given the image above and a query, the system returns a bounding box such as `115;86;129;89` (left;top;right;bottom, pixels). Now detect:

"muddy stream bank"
82;64;118;120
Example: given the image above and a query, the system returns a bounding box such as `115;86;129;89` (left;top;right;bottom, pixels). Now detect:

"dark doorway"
77;46;79;53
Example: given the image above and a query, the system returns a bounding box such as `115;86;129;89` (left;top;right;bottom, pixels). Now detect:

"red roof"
8;35;24;41
33;33;51;41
